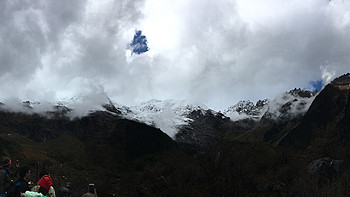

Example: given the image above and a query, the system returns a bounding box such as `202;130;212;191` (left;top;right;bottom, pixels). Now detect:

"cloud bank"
0;0;349;110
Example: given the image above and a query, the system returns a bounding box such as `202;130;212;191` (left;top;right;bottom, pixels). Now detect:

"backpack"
1;169;21;197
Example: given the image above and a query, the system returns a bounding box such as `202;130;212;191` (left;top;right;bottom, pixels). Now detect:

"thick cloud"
0;0;349;110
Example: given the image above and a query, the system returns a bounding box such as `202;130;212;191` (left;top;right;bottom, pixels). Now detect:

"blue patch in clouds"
310;80;323;91
129;30;149;55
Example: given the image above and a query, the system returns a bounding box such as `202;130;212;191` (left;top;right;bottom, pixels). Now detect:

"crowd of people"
0;157;98;197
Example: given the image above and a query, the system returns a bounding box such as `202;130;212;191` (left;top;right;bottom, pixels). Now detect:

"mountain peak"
288;88;315;98
224;99;269;121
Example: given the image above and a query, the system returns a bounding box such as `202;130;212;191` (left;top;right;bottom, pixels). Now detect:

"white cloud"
0;0;349;111
320;65;336;85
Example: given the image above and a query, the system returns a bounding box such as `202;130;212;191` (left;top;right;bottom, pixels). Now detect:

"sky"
0;0;349;111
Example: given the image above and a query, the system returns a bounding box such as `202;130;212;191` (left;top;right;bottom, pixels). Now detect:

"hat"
66;182;72;189
37;175;53;192
1;157;11;167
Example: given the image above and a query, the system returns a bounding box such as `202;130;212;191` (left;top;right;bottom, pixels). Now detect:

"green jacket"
31;185;56;197
24;191;48;197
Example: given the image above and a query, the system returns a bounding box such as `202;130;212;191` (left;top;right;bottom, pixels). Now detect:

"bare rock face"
279;74;350;150
332;73;350;90
175;110;236;147
308;157;346;178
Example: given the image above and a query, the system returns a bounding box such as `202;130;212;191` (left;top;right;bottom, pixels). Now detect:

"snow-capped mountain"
121;99;209;138
174;88;317;146
261;88;317;123
104;88;317;145
0;88;317;141
223;88;316;123
223;99;269;121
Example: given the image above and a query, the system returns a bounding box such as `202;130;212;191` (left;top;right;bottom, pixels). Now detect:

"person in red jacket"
37;175;53;196
31;171;56;197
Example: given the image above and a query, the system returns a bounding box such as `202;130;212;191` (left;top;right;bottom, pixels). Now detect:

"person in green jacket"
21;174;53;197
21;187;50;197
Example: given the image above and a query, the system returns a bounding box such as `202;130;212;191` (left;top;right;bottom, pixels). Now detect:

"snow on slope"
120;89;316;137
122;99;208;138
223;99;269;121
264;89;316;121
223;90;317;123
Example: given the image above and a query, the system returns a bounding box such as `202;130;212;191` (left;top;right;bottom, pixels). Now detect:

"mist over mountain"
0;80;321;153
0;73;349;196
0;86;317;139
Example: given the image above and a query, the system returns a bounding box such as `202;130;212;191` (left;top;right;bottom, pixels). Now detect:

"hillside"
0;73;349;196
0;111;191;196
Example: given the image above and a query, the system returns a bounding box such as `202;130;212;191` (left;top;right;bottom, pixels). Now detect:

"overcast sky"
0;0;349;110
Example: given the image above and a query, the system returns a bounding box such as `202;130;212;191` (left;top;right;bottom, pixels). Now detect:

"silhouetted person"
81;184;98;197
58;182;77;197
0;157;15;196
15;166;32;196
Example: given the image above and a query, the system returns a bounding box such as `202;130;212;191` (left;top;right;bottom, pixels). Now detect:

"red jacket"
37;175;53;192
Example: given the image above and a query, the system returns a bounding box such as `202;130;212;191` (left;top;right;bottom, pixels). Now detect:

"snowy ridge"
263;90;316;121
120;89;316;137
223;99;269;121
122;99;209;138
224;89;317;123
